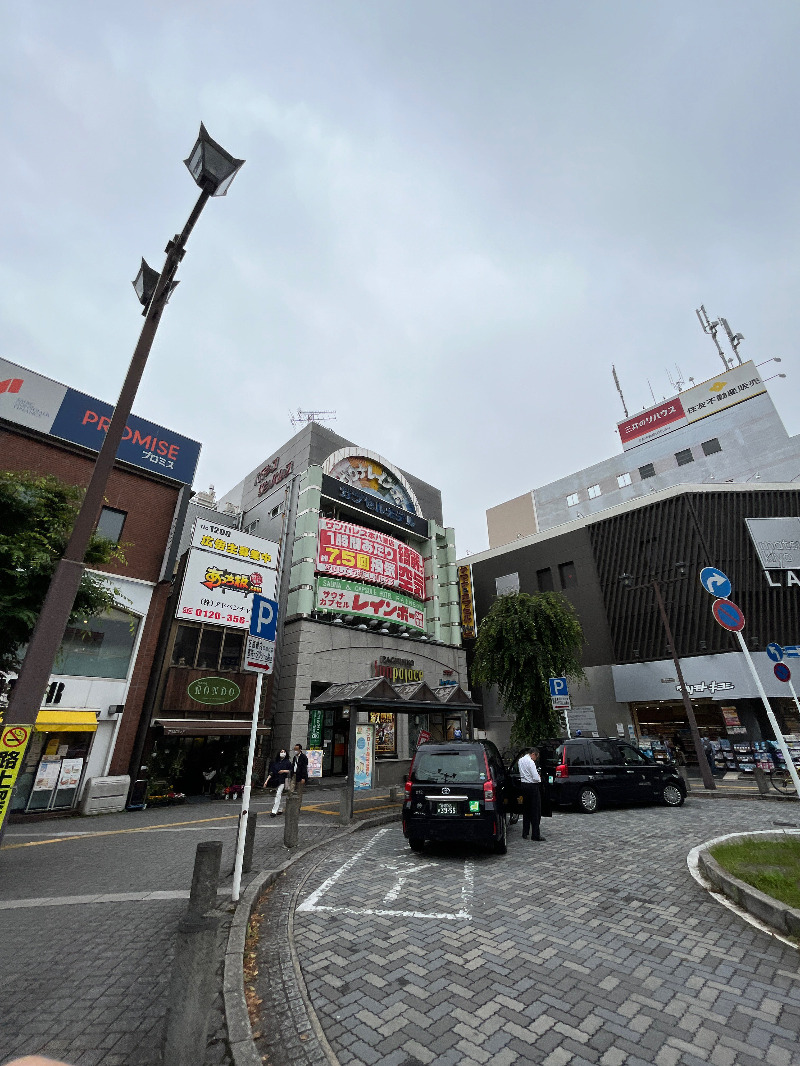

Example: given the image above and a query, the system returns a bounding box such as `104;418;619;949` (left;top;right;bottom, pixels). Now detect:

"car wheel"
408;836;425;852
493;816;508;854
661;783;684;807
577;787;599;813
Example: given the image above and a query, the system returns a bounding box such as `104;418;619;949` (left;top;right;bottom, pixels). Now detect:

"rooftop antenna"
719;316;745;366
696;305;731;371
647;379;657;405
290;409;337;429
612;365;629;418
667;364;686;393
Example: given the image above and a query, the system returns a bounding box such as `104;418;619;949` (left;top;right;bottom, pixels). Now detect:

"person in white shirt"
518;747;546;841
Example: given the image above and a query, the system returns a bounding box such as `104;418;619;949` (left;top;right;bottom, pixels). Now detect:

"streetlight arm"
7;188;213;727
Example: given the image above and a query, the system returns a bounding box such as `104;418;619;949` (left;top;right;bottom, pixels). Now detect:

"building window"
245;520;258;535
587;484;601;499
537;568;554;592
559;561;577;589
171;624;244;671
96;507;126;544
675;448;694;467
270;505;282;518
566;493;579;507
639;463;656;480
617;473;632;488
702;438;722;456
56;608;141;680
495;573;520;597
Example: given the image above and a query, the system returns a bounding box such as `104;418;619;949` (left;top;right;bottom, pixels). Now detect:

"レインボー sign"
317;518;425;601
316;576;426;632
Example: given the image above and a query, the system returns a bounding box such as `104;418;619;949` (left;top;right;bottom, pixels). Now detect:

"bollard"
389;786;398;803
242;809;258;874
284;790;301;848
188;840;224;917
753;765;770;796
162;841;223;1066
339;786;353;825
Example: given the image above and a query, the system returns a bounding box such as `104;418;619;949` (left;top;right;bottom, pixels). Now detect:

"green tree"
471;591;585;746
0;470;125;676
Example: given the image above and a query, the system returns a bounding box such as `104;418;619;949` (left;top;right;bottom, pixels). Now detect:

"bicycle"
769;767;796;793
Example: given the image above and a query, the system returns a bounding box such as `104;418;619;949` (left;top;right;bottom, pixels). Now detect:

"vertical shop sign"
368;712;397;756
457;565;476;638
308;709;324;748
353;724;375;790
0;725;32;829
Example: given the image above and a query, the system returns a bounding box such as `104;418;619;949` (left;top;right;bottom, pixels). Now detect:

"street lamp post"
2;125;243;831
620;566;717;791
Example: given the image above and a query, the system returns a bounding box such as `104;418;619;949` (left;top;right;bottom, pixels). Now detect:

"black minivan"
540;737;686;812
403;740;508;854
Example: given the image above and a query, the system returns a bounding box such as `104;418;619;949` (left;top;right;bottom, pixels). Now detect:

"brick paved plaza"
252;796;800;1066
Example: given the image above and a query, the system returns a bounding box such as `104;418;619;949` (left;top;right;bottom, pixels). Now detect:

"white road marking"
0;887;231;911
298;827;473;921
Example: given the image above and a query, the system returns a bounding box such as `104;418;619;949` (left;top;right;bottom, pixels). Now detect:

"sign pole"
787;677;800;722
735;632;800;797
232;670;262;903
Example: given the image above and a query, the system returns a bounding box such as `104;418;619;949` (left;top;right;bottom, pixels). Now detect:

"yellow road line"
2;802;402;849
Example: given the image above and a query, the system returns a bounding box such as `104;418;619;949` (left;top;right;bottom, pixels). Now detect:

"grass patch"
710;838;800;909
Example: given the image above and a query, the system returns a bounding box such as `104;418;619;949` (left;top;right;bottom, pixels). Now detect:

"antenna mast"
612;365;629;418
719;317;745;366
695;305;730;371
290;408;337;429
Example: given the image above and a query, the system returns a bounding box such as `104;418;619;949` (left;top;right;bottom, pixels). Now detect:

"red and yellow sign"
317;518;425;601
457;565;476;639
0;724;32;828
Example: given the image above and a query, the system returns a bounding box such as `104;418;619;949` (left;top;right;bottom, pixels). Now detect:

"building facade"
0;357;200;813
487;360;800;546
464;484;800;773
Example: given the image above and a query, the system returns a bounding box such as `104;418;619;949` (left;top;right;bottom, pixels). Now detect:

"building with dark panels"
463;483;800;769
0;357;200;814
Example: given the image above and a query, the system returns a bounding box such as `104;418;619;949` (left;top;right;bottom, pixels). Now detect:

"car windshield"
412;751;485;784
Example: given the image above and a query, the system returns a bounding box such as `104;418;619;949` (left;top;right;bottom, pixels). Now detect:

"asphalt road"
0;789;399;1066
252;794;800;1066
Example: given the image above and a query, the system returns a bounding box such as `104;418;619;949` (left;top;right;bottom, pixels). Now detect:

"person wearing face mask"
264;748;292;816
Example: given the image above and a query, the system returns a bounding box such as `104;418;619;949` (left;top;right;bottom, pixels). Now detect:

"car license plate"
436;802;459;815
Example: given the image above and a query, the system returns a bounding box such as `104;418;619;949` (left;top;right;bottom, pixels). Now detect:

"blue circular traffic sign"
775;662;792;683
711;598;746;632
700;567;732;599
767;642;784;662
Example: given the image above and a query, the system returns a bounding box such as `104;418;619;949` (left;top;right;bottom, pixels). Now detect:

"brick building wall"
1;427;180;582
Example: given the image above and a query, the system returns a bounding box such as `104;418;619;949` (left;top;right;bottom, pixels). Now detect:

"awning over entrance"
306;676;481;714
34;709;98;733
154;718;271;736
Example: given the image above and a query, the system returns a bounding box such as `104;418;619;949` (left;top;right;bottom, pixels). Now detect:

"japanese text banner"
316;576;426;632
316;518;425;602
177;548;278;629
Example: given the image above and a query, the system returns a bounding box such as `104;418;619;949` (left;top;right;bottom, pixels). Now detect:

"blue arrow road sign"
700;567;732;599
249;594;279;641
549;677;569;697
767;642;784;662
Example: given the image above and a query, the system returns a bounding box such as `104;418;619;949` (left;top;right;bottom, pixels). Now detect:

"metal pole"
786;678;800;722
735;633;800;797
651;579;716;790
232;670;263;902
5;188;210;732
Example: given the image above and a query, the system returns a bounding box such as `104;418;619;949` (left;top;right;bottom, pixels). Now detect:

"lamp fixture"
184;123;245;196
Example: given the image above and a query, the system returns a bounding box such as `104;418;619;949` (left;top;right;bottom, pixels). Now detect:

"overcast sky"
3;2;800;553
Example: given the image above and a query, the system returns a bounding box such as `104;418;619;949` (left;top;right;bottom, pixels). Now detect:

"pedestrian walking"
518;746;546;841
264;749;291;816
291;743;309;803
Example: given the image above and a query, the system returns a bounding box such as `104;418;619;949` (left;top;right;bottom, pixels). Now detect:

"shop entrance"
147;733;250;797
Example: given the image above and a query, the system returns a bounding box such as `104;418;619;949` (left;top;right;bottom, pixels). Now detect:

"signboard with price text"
316;518;425;601
176;548;278;629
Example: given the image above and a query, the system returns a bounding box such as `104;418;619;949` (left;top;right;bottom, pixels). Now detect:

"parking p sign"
245;594;279;674
549;677;569;698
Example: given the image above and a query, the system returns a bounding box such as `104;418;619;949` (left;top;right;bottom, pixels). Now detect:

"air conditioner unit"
107;705;124;718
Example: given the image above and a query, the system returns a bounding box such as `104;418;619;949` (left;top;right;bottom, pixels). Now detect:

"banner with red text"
316;518;425;601
315;576;426;632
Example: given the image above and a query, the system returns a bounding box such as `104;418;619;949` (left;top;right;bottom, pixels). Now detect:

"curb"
223;810;401;1066
687;829;800;950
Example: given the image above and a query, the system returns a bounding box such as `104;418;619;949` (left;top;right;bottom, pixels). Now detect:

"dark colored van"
402;740;508;854
537;737;686;812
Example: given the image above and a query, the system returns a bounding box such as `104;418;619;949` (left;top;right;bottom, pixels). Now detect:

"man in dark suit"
291;743;309;802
